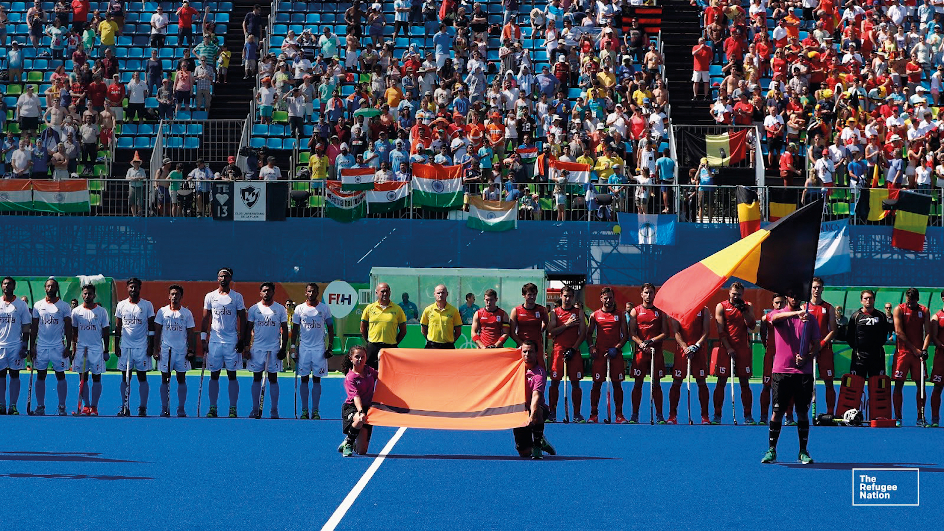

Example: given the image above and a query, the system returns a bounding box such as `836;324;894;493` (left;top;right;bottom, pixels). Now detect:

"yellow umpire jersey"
361;302;407;345
420;303;463;343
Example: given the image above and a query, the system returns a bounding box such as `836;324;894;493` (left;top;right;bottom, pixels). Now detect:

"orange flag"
367;348;529;430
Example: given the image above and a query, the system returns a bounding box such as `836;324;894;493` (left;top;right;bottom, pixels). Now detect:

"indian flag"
32;180;90;213
705;129;748;167
547;160;591;183
516;146;538;164
467;197;517;232
340;167;376;191
0;180;33;211
412;163;464;210
367;181;409;213
325;181;366;222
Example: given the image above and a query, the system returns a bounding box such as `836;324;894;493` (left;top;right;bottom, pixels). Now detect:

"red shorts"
762;348;774;384
549;344;583;381
931;347;944;385
590;345;625;382
892;350;926;381
816;346;835;380
671;345;708;380
631;344;665;379
711;344;752;378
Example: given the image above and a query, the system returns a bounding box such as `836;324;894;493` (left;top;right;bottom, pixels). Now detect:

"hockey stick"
563;357;569;423
649;348;655;425
73;347;87;416
196;347;207;417
687;356;693;425
604;356;611;424
26;357;34;416
730;356;737;425
164;347;173;416
920;356;927;425
121;348;133;416
293;348;299;419
257;352;270;419
811;356;818;419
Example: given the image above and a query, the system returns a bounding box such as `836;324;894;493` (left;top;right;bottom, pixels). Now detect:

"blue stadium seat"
266;137;282;150
283;138;297;150
166;137;183;148
124;124;138;135
184;137;200;149
250;137;265;148
252;124;269;136
187;124;203;135
177;110;191;120
191;111;208;120
134;136;151;149
139;124;155;135
117;137;134;149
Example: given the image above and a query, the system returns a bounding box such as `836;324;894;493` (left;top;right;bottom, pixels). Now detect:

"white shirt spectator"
259;165;282;180
150;12;169;35
127;79;148;104
16;93;41;117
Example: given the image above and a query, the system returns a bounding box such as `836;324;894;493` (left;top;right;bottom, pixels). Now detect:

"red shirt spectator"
86;80;107;108
107;82;125;106
724;36;744;62
733;99;753;125
176;3;199;28
629;113;647;139
693;43;712;71
72;0;90;23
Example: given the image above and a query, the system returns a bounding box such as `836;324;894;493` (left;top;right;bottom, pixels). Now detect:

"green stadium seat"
273;111;288;123
830;202;850;216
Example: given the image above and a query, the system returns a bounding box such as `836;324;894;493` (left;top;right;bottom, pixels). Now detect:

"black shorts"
849;351;886;378
365;341;396;370
771;373;813;414
425;341;455;349
19;116;38;130
341;401;372;437
767;135;783;151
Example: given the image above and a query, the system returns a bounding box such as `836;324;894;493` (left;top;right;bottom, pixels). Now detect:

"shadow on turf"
375;454;616;461
0;451;142;463
776;462;944;472
0;472;152;481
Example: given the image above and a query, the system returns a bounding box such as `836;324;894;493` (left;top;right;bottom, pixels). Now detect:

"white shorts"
71;346;107;375
692;70;709;82
247;347;282;373
0;346;26;371
36;346;69;372
157;345;192;373
207;342;239;372
296;346;327;378
117;347;153;372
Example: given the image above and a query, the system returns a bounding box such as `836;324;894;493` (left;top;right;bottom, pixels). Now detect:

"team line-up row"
0;273;940;426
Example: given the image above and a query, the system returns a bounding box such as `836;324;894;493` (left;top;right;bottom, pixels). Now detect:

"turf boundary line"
321;426;407;531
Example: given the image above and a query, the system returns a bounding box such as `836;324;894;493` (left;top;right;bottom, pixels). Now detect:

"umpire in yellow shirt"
360;282;407;369
420;284;463;349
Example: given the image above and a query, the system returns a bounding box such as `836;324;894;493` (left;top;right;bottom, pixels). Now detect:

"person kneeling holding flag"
762;293;821;465
513;340;557;460
339;345;376;457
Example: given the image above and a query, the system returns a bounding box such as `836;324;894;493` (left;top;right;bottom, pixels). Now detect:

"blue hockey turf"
0;375;936;530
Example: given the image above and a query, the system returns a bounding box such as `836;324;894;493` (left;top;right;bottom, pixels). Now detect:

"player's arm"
326;319;336;356
629;307;647;348
650;312;669;343
822;305;836;347
586;315;597;352
892;305;917;354
931;316;944;349
617;313;629;350
452;311;462;345
291;323;301;351
715;302;735;354
71;318;78;356
63;315;72;356
114;315;123;357
147;314;156;356
396;317;406;345
759;316;769;349
360;311;369;343
201;305;211;350
29;313;38;358
508;307;522;346
529;389;542;426
471;311;487;348
101;324;110;357
153;322;163;359
19;320;29;357
420;308;429;340
672;317;688;351
279;320;289;359
742;302;756;330
922;310;932;356
243;319;255;358
496;314;511;347
572;312;587;349
236;308;248;351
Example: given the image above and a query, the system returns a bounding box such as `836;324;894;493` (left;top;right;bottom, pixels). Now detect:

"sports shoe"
587;414;599;423
270;410;279;420
701;416;712;425
798;451;814;465
539;436;556;456
917;419;928;428
761;448;777;464
531;446;543;460
206;406;218;418
337;439;346;453
89;406;98;416
311;410;320;420
711;414;722;425
895;419;902;427
177;410;187;418
656;417;667;425
160;409;170;417
138;407;147;417
342;441;354;457
33;405;45;416
0;405;7;415
628;416;639;424
573;414;586;423
666;416;678;425
758;418;767;425
784;417;797;426
8;405;18;416
614;414;628;424
81;406;92;416
57;405;66;416
744;416;756;425
250;409;260;419
301;409;309;420
117;406;130;417
229;406;238;418
546;414;556;423
931;418;940;428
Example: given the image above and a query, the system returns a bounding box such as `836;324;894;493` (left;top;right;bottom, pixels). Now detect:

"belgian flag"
885;191;931;251
768;187;799;221
654;199;823;325
855;188;897;222
736;186;761;238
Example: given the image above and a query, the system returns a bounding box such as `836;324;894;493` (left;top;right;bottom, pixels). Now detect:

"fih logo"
240;186;260;208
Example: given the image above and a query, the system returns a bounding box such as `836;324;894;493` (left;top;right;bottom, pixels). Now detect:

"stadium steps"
660;0;713;126
212;0;264;120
